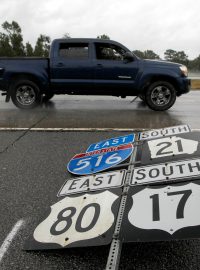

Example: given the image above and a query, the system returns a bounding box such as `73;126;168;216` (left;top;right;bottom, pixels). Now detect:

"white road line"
0;219;25;263
0;127;199;132
0;127;143;131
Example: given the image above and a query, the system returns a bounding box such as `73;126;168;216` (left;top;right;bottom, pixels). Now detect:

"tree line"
0;21;50;57
0;21;199;71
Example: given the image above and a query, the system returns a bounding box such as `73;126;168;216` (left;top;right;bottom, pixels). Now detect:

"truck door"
94;42;139;95
50;42;94;93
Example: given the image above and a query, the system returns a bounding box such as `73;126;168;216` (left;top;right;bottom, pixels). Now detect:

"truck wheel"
11;80;41;109
145;81;176;111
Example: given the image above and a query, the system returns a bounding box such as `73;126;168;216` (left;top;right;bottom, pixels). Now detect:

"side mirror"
124;52;134;62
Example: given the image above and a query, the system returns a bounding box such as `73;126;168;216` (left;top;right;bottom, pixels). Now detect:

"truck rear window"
59;43;89;59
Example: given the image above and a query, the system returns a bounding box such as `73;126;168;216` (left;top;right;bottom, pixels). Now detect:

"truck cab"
50;39;140;96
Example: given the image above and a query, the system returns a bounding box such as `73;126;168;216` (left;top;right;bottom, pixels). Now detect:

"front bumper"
176;77;191;96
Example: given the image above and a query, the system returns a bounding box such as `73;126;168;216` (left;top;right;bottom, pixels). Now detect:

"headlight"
180;65;188;77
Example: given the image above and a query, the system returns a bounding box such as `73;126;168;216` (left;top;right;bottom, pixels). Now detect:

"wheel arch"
141;75;179;95
9;73;48;94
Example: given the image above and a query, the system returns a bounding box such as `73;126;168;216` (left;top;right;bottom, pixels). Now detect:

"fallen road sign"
24;189;122;250
58;170;125;197
121;180;200;242
148;136;198;159
137;132;200;166
86;134;135;152
24;126;200;269
131;158;200;186
67;144;133;175
139;125;190;141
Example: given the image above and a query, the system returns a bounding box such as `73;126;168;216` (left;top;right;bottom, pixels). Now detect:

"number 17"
150;189;192;221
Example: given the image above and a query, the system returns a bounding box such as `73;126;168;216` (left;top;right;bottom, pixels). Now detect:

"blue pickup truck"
0;38;190;110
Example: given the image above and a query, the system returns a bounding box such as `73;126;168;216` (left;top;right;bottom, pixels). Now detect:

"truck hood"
143;59;182;68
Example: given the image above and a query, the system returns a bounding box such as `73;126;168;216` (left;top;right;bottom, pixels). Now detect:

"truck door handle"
56;62;64;67
97;64;103;68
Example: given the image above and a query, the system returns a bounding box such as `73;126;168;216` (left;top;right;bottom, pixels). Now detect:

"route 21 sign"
121;180;200;242
68;144;133;175
137;132;200;166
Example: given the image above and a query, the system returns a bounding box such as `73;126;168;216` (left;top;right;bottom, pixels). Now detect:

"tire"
145;81;176;111
11;80;41;109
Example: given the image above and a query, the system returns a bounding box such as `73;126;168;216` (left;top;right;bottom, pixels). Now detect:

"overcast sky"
0;0;200;59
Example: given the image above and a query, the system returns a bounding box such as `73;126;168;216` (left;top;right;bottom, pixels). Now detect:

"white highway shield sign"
148;136;198;159
67;144;133;175
139;125;190;141
137;132;200;166
86;134;135;152
122;180;200;242
132;158;200;186
25;189;121;250
58;170;125;197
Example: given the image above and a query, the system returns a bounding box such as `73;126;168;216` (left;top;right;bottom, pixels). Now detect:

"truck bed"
0;57;49;91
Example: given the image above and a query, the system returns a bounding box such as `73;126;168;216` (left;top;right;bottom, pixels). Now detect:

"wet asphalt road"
0;91;199;130
0;92;200;270
1;131;200;270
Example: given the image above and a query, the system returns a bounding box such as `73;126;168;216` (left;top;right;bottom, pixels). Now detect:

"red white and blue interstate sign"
67;144;133;175
86;134;135;152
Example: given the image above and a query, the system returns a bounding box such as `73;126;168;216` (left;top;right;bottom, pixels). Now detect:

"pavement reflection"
0;91;199;129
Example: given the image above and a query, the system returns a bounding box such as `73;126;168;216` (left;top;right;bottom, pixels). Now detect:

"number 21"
156;139;183;156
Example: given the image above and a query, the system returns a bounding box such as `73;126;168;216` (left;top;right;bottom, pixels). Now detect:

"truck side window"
59;43;89;59
95;43;126;61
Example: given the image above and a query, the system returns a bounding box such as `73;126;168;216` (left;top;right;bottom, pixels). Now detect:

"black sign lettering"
156;142;173;156
162;165;173;176
175;163;185;174
107;174;115;184
188;162;200;173
80;179;90;189
135;169;146;180
69;179;79;190
152;131;159;137
75;203;100;233
50;207;76;235
178;126;188;133
93;176;103;186
149;168;160;178
167;190;192;219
